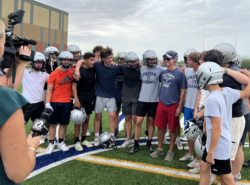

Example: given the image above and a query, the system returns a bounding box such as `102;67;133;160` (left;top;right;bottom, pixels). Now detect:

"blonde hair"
0;20;5;40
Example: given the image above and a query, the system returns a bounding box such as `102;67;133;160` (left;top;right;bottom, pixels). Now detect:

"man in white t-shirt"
22;52;49;127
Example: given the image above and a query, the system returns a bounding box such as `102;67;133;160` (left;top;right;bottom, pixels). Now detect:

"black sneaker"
146;144;154;153
243;160;250;167
129;146;139;155
114;128;120;139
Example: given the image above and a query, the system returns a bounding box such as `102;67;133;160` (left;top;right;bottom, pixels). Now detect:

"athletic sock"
147;139;152;146
145;130;148;136
158;148;163;151
110;133;115;137
81;136;86;141
176;137;180;142
49;140;54;145
74;137;79;144
59;138;64;143
95;133;99;137
134;140;139;147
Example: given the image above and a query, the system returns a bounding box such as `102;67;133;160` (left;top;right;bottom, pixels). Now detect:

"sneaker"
236;173;241;180
82;140;93;148
94;137;100;147
243;160;250;167
86;127;90;137
121;138;134;148
176;141;183;150
184;143;189;150
146;143;154;153
209;173;216;185
45;143;55;155
179;153;194;162
166;130;170;137
115;128;120;138
129;146;139;155
188;167;200;174
39;135;45;145
74;141;83;151
187;159;201;168
150;148;164;158
163;138;169;144
57;142;69;152
164;151;174;162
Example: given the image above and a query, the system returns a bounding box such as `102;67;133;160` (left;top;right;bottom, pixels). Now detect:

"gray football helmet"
70;107;87;125
183;119;203;141
142;50;158;68
184;48;198;66
235;54;242;67
58;51;74;68
99;132;115;149
214;43;236;65
118;52;127;64
44;46;59;61
197;62;223;89
125;51;139;69
31;52;46;71
195;133;206;159
67;44;82;62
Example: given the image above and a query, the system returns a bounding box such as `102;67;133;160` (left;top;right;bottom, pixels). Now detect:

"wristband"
27;147;36;152
223;68;227;74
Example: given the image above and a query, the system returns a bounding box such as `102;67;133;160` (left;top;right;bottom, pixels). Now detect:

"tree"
240;56;250;69
113;52;120;62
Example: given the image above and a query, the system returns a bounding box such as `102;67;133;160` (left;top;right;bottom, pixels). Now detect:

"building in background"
0;0;68;53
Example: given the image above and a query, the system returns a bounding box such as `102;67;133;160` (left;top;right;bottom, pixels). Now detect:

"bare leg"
108;111;116;133
199;161;211;185
169;130;177;152
188;140;195;154
146;112;149;131
59;124;67;139
94;113;102;134
116;112;120;129
49;124;57;140
134;117;144;140
147;116;155;140
82;116;90;137
220;174;236;185
232;145;244;176
125;115;132;138
158;128;166;149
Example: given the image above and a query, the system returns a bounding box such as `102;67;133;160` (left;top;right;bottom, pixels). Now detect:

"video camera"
0;9;36;68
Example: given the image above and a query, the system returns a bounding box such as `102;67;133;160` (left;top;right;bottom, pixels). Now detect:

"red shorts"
154;101;179;131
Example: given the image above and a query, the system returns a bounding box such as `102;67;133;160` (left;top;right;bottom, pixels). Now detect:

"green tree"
177;60;185;68
240;56;250;69
113;52;120;63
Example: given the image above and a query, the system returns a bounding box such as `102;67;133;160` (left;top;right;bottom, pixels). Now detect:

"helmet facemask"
127;59;139;69
144;58;157;68
32;61;45;71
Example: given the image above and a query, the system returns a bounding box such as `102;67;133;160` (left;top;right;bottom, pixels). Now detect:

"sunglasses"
163;57;171;61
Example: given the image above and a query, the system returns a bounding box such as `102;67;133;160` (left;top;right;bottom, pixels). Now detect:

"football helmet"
118;52;127;64
195;133;206;159
214;43;236;65
142;50;158;68
70;107;87;125
44;46;59;61
196;62;223;89
67;44;82;62
58;51;74;68
99;132;116;149
125;51;139;69
183;119;203;141
184;48;198;66
31;52;46;71
235;54;242;67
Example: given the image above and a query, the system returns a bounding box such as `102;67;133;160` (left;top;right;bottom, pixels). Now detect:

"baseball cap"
163;51;175;59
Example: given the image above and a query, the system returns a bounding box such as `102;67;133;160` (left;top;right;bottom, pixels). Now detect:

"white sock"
176;137;180;142
110;133;115;137
95;133;99;137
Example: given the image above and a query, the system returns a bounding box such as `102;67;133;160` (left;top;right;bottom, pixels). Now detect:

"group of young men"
22;42;250;185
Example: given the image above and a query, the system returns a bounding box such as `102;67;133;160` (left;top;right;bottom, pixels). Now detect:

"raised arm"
224;68;249;85
74;60;85;81
238;69;250;99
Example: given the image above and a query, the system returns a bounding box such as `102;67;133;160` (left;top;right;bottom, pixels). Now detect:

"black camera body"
0;9;37;68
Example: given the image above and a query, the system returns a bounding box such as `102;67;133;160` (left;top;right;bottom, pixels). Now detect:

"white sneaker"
166;130;170;137
94;136;100;147
179;153;194;162
184;143;189;150
86;128;90;136
74;141;83;151
187;159;201;168
176;141;183;150
209;173;216;185
188;167;200;174
39;135;45;145
82;140;93;148
163;138;169;144
57;142;69;152
121;138;134;148
45;143;55;155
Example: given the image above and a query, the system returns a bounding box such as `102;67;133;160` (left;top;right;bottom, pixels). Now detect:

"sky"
36;0;250;60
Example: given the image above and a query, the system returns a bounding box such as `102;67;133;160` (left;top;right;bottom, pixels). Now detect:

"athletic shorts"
94;96;116;113
154;101;179;130
80;101;94;115
184;107;195;121
240;113;250;146
122;97;138;116
116;102;122;113
136;101;158;118
24;101;45;123
230;116;245;161
202;148;231;175
49;102;72;125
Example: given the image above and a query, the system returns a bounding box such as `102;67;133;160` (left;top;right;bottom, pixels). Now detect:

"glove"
46;103;53;111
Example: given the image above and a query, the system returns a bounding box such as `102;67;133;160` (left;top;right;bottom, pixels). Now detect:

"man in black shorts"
72;52;96;151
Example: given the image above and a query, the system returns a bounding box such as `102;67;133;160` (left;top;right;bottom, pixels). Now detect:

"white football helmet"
99;132;115;149
125;51;139;69
31;52;46;71
44;46;59;61
214;43;236;65
70;107;87;125
235;54;242;67
195;133;206;159
183;119;203;141
118;52;127;64
142;50;158;68
58;51;74;68
67;44;82;61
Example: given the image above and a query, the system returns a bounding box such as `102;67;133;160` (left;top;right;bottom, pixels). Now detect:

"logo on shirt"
187;75;198;89
162;73;175;88
141;71;157;84
59;74;72;85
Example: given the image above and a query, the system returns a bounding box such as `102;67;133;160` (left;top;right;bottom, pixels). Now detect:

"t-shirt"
159;68;187;106
73;66;95;103
114;77;123;103
184;67;199;109
118;64;141;99
227;62;249;115
22;69;49;103
139;65;163;102
44;63;58;90
204;87;240;160
48;69;74;103
0;86;29;185
94;61;122;98
219;62;243;117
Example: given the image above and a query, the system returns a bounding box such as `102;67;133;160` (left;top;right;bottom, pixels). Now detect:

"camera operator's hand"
19;46;31;58
27;134;41;150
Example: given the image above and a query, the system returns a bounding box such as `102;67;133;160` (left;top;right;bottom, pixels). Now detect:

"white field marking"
118;112;125;131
